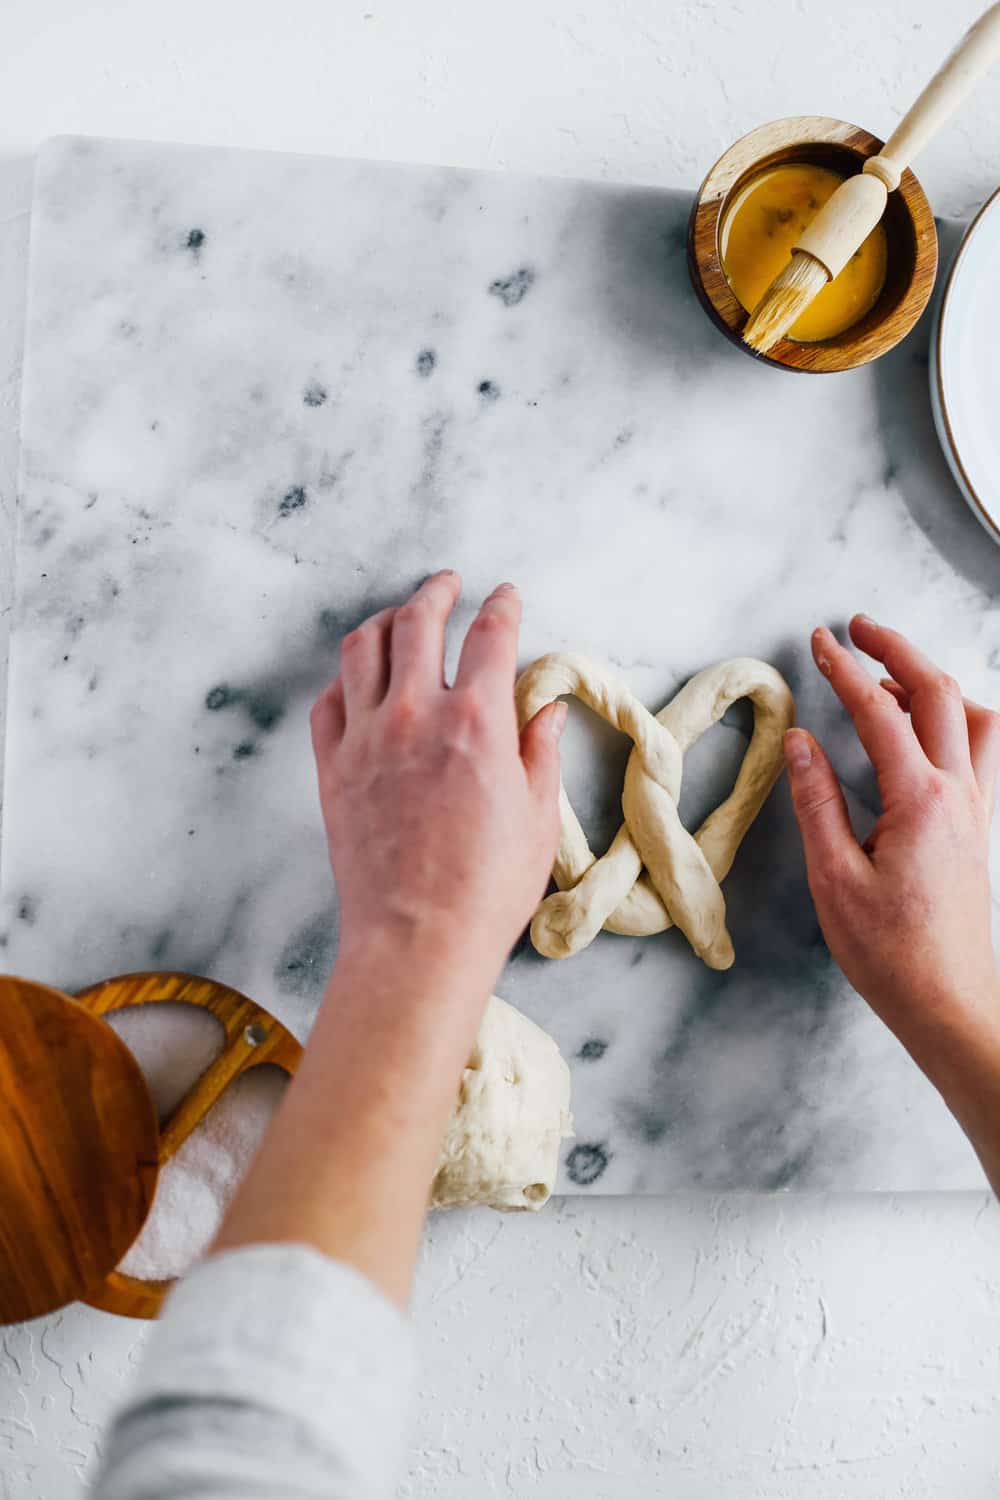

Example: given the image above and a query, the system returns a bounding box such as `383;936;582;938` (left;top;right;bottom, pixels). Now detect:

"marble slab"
3;135;997;1193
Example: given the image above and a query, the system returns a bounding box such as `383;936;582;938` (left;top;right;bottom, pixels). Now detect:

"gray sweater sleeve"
93;1244;416;1500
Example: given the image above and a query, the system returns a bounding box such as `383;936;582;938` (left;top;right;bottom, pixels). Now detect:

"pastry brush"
743;2;1000;356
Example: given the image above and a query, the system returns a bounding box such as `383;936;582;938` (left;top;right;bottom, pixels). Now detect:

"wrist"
317;931;496;1096
334;914;506;1011
904;975;1000;1084
912;979;1000;1182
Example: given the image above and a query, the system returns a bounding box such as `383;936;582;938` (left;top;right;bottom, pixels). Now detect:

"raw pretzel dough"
432;995;572;1212
515;654;795;970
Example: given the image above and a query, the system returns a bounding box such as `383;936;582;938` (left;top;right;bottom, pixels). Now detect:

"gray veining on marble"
2;135;997;1192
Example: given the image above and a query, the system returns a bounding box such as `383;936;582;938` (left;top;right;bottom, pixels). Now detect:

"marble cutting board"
3;134;997;1194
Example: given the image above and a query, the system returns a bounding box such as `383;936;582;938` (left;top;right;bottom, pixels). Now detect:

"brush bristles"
742;252;829;355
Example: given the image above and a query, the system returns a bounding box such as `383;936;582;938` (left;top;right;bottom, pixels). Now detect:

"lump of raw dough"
431;995;572;1212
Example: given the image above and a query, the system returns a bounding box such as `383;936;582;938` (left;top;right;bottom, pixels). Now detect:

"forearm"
878;968;1000;1195
257;570;560;1299
214;937;492;1305
917;989;1000;1196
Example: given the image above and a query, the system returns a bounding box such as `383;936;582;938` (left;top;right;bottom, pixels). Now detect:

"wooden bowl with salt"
0;971;301;1325
78;971;302;1319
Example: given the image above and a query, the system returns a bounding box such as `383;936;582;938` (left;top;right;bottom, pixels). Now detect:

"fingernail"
784;728;812;771
494;581;517;594
855;613;876;627
550;702;568;739
812;628;832;677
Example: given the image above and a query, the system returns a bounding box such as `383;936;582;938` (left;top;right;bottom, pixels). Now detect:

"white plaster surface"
1;2;999;1495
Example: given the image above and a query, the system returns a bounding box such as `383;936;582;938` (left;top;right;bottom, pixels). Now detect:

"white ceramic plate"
931;187;1000;544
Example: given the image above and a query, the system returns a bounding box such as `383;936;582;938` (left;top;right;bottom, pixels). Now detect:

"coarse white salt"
106;1003;287;1282
107;1002;226;1123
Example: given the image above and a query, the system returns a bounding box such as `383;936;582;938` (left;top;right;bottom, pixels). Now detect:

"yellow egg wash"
720;162;888;343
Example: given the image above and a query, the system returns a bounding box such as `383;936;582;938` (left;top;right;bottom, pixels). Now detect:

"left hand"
216;573;565;1305
311;570;566;1006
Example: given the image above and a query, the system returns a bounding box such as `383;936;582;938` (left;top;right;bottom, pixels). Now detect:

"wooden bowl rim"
688;115;938;373
77;971;303;1321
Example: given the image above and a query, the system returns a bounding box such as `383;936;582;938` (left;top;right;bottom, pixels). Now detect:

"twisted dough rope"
515;655;795;970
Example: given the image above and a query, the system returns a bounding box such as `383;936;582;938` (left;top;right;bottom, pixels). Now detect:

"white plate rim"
931;184;1000;546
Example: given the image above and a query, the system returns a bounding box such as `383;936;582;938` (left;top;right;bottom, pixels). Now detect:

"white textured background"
2;2;999;1496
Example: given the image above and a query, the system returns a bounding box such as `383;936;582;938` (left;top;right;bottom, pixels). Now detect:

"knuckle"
394;599;425;629
855;683;887;718
310;682;338;721
398;579;454;625
931;673;962;702
866;683;895;713
809;853;855;900
919;768;950;810
385;691;420;735
341;624;369;654
473;606;510;635
796;787;840;821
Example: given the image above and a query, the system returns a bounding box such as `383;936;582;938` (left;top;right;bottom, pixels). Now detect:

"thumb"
521;701;567;804
784;729;863;886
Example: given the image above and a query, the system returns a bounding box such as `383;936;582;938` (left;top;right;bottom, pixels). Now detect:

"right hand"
785;616;1000;1184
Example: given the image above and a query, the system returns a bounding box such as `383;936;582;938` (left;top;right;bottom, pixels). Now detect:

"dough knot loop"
515;654;795;970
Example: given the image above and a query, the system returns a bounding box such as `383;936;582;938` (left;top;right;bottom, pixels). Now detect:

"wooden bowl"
0;969;303;1325
688;116;938;373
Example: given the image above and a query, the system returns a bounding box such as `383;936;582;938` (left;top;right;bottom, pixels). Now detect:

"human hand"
785;615;1000;1185
310;570;565;1001
216;574;564;1305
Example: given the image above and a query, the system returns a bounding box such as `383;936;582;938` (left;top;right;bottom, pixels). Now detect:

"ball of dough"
431;996;573;1212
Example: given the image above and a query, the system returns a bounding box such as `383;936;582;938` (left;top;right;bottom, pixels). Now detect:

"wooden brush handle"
874;3;1000;189
795;174;888;282
796;2;1000;281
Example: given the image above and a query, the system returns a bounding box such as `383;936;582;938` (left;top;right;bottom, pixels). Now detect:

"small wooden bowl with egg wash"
688;116;938;373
